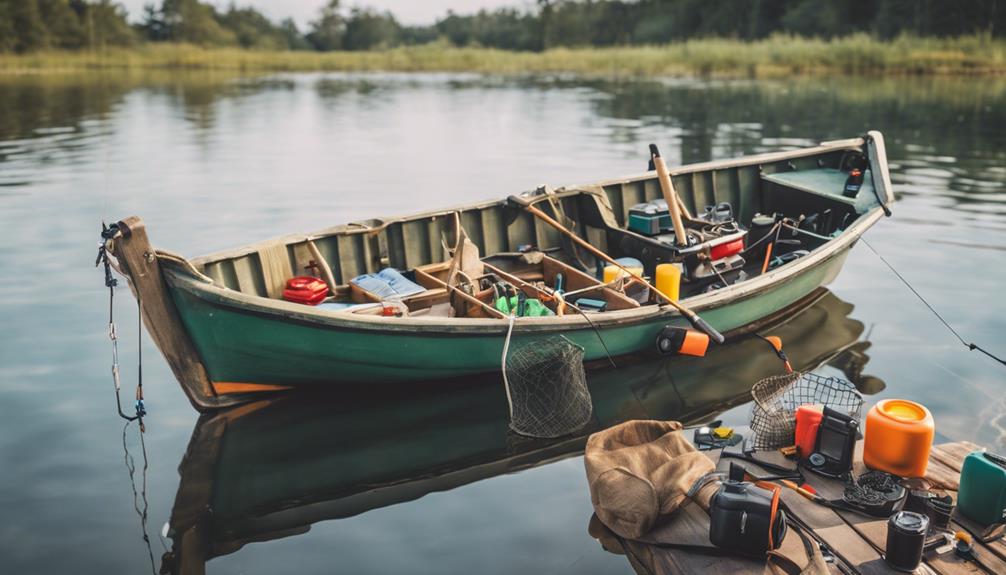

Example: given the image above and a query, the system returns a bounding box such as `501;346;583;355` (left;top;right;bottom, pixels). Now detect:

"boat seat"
760;168;873;222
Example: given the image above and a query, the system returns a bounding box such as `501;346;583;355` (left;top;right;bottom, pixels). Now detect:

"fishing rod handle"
691;314;725;344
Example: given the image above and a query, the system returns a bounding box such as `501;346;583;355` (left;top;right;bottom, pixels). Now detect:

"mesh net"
749;371;864;450
502;330;593;438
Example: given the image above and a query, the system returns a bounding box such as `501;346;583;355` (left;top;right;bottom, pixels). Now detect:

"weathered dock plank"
612;440;1000;575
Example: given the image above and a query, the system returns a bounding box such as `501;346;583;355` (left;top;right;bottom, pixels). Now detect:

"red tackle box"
283;276;329;306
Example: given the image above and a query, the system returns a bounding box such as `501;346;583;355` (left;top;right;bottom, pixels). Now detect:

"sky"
117;0;528;27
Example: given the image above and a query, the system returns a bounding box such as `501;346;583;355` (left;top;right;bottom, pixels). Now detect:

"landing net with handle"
502;316;594;438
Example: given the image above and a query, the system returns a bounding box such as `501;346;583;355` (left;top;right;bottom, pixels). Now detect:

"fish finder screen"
818;424;847;460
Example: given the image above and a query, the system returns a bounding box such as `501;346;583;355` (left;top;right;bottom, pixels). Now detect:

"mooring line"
862;236;1005;368
122;421;157;575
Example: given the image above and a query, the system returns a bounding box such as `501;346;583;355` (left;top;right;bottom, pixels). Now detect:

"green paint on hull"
168;247;850;386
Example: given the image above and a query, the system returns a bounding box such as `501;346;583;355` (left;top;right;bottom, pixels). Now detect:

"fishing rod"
862;236;1005;368
507;194;726;344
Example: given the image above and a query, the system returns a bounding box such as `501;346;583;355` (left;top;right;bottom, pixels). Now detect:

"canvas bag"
585;419;830;575
584;420;717;539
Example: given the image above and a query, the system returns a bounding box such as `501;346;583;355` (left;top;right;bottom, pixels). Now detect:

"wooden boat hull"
108;132;894;409
164;242;851;386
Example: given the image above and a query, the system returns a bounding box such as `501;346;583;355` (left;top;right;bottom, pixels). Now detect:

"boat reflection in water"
160;288;881;575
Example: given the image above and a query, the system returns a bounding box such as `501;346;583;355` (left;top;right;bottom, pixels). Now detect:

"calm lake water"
0;72;1004;574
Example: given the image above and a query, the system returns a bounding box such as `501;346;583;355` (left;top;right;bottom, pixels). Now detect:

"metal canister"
885;511;929;572
747;213;777;260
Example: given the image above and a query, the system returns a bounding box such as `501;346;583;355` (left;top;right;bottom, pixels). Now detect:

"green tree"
0;1;15;52
139;2;170;41
218;4;287;49
749;0;788;39
780;0;844;37
1;0;49;52
279;18;311;50
159;0;235;46
83;0;137;48
398;23;438;45
342;7;399;50
307;0;345;51
39;0;86;49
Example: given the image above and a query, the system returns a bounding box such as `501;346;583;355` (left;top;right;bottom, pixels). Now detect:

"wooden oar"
507;195;726;344
650;144;689;247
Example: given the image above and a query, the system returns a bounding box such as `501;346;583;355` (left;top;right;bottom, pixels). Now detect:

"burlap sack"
584;420;716;539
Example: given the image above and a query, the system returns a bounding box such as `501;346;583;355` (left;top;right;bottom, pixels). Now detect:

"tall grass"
1;35;1003;77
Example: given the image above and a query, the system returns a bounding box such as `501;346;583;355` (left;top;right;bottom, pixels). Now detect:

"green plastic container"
957;451;1006;526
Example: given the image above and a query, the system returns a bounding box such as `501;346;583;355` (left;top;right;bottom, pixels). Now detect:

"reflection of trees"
0;76;118;141
2;72;1002;202
0;73;210;142
0;73;303;161
0;74;325;144
586;76;1006;183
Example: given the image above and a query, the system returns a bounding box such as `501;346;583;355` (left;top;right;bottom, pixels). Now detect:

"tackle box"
627;199;671;236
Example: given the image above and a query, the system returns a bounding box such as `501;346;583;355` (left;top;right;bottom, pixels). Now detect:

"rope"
862;236;1005;368
122;421;158;575
135;295;146;433
781;222;834;242
501;313;516;419
97;226;148;427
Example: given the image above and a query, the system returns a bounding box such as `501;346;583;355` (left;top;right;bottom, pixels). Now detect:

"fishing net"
502;320;593;438
749;372;864;450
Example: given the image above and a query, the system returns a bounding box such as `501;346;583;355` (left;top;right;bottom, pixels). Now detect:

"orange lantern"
864;399;934;478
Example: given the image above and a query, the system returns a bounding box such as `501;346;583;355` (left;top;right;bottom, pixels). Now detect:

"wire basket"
749;372;864;450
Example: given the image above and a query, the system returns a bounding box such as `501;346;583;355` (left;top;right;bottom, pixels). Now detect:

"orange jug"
794;405;824;459
864;399;934;478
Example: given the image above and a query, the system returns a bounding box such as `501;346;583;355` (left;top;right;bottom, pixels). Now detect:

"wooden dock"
590;440;1006;575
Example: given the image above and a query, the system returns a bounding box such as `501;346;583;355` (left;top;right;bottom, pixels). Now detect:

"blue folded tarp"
350;268;426;300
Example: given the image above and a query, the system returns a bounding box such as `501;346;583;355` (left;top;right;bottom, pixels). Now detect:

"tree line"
1;0;1002;54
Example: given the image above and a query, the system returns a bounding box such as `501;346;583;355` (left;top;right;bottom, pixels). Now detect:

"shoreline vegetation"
2;35;1004;79
2;1;1004;79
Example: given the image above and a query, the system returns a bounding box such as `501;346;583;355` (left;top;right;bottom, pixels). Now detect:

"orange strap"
755;480;783;550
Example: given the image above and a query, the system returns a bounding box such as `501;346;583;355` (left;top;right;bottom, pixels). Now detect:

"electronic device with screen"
806;406;858;478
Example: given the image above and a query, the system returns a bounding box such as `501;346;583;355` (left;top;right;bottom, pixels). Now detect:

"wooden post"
110;216;239;411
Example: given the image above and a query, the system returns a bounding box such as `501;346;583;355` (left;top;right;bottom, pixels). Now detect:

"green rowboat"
105;132;893;411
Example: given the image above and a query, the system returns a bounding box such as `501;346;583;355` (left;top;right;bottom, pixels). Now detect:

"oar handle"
650;144;689;247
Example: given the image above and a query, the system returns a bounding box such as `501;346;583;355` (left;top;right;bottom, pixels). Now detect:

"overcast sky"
117;0;530;27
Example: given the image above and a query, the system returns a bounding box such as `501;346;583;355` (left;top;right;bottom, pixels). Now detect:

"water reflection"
2;73;1002;214
159;289;877;574
1;70;1002;574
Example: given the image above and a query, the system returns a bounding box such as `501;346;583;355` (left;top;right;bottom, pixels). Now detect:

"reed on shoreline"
2;35;1003;78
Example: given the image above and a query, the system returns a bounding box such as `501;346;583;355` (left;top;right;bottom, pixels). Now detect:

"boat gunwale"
188;134;884;268
164;131;892;336
163;205;883;335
